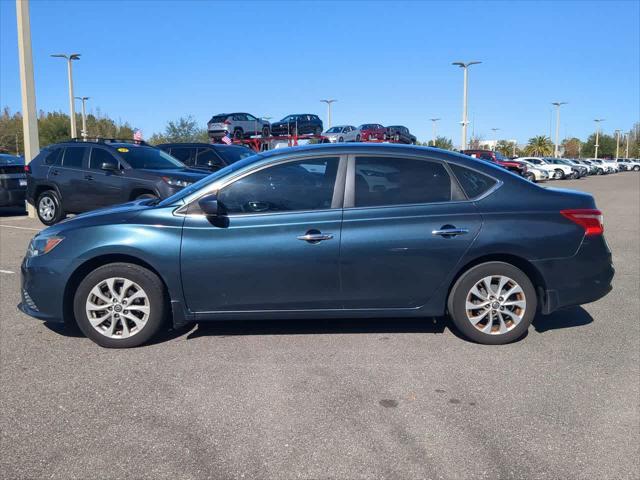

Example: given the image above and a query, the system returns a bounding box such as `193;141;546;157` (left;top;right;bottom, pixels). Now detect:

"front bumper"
533;235;614;314
19;255;68;323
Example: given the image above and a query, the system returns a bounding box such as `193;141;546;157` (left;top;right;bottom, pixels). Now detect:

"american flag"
220;133;232;145
133;129;143;141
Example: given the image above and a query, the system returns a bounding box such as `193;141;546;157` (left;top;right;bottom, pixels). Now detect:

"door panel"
52;146;89;213
181;211;342;312
83;147;126;209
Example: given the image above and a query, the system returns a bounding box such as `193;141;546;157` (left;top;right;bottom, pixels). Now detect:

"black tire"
338;136;344;143
356;134;361;142
314;127;322;136
136;193;158;201
597;168;604;175
233;129;243;140
633;165;640;171
36;190;65;225
525;172;536;182
447;261;537;345
261;126;270;137
73;262;166;348
554;169;565;179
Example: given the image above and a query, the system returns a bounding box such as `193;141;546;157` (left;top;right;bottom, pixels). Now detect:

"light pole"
491;128;500;151
552;101;567;157
74;96;90;139
51;53;81;138
614;129;621;160
430;118;440;146
452;61;481;150
320;99;337;130
594;119;605;159
16;0;39;218
625;131;630;158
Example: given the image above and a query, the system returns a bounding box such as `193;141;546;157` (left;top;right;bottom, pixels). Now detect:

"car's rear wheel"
338;136;344;143
447;262;537;345
36;190;65;225
261;126;270;137
73;263;166;348
355;134;361;142
633;165;640;171
554;168;565;179
233;129;243;140
525;172;536;182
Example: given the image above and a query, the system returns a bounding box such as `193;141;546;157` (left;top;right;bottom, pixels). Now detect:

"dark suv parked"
26;139;208;225
157;143;254;172
0;153;26;208
270;114;323;136
386;126;417;144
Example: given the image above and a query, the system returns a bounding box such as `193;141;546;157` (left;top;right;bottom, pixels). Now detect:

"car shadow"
187;316;447;340
532;306;594;333
0;207;27;218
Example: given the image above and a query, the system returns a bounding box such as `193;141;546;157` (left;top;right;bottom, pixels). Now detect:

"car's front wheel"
633;165;640;171
36;190;65;225
73;263;166;348
447;262;537;345
554;169;565;179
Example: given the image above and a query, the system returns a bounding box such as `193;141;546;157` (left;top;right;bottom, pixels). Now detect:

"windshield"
158;152;264;206
326;127;342;133
216;146;254;164
116;145;186;170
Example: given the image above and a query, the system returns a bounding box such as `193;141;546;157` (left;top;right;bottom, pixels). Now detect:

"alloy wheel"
85;277;150;339
38;196;55;222
464;275;526;335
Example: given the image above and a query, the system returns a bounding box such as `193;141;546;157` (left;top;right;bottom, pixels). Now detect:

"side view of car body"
270;114;323;136
157;143;253;172
543;158;586;178
386;126;417;144
462;150;527;176
588;159;615;174
322;125;358;143
20;144;614;348
356;124;387;141
0;153;26;208
26;139;208;225
521;157;573;179
617;159;640;171
514;160;549;182
514;157;562;179
207;113;270;140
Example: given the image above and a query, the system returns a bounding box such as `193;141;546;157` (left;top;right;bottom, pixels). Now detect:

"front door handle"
84;174;94;181
432;227;469;237
297;230;334;243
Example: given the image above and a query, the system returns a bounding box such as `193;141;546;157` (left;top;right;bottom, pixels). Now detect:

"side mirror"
198;193;220;217
101;162;118;172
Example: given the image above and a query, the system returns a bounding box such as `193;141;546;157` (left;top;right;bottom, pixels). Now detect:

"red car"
356;124;387;142
461;149;527;176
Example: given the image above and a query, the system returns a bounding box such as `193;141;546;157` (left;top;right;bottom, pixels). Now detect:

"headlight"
162;177;192;188
27;235;64;258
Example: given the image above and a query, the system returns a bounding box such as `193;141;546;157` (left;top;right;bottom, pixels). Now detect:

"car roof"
157;142;246;149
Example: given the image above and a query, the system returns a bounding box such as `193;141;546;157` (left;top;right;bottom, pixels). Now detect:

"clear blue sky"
1;0;638;146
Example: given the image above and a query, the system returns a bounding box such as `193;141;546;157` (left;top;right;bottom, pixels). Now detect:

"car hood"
137;168;209;181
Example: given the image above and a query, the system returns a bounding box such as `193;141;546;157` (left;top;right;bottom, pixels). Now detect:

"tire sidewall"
448;262;537;345
73;263;166;348
37;190;64;225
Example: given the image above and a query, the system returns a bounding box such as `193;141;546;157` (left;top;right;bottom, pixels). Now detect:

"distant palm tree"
495;140;516;157
525;135;554;156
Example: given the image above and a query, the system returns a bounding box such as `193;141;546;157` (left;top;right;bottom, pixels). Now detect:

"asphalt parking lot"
1;174;638;480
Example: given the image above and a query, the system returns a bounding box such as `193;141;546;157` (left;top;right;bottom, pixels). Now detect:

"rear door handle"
51;169;59;176
432;228;469;237
84;174;94;181
297;231;334;243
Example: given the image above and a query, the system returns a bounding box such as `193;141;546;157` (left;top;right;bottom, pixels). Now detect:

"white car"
515;157;571;179
616;159;640;171
587;158;617;174
322;125;358;143
515;160;549;182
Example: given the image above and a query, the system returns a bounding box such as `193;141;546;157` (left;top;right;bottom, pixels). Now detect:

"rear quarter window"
44;148;63;166
449;163;497;199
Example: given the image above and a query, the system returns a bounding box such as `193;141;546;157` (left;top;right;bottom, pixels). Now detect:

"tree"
148;116;208;144
581;133;616;158
431;136;453;150
495;140;517;158
525;135;554;156
562;137;582;158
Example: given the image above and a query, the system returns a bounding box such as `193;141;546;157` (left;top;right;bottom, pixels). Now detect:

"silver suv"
207;113;270;140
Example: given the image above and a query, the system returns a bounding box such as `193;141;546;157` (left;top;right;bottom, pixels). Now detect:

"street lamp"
51;53;81;138
614;129;621;160
74;96;89;139
551;101;567;157
625;131;630;158
491;128;500;151
429;118;440;146
452;61;481;150
594;119;605;159
320;99;337;130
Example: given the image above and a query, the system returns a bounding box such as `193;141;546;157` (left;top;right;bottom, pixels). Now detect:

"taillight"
223;120;231;125
24;164;31;174
560;209;604;236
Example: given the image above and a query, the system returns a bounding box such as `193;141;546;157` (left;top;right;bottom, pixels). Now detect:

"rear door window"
62;147;87;169
353;156;452;207
196;148;224;169
44;148;63;165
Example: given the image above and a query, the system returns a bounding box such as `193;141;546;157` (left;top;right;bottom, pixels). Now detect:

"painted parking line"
0;225;41;232
0;269;16;274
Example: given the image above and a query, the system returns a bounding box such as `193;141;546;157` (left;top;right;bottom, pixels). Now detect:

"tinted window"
62;147;86;168
196;148;223;168
449;163;497;199
89;148;118;169
44;148;63;166
354;156;451;207
170;147;195;164
218;157;339;214
116;145;185;169
210;114;229;123
215;146;253;165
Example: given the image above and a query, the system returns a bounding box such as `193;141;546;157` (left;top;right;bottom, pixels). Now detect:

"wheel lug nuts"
500;306;504;310
124;310;128;314
499;297;503;301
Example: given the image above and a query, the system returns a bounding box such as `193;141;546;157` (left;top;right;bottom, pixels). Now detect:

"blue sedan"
19;144;614;348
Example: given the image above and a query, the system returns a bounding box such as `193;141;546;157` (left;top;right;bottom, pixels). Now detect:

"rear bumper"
0;188;26;207
533;235;614;314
